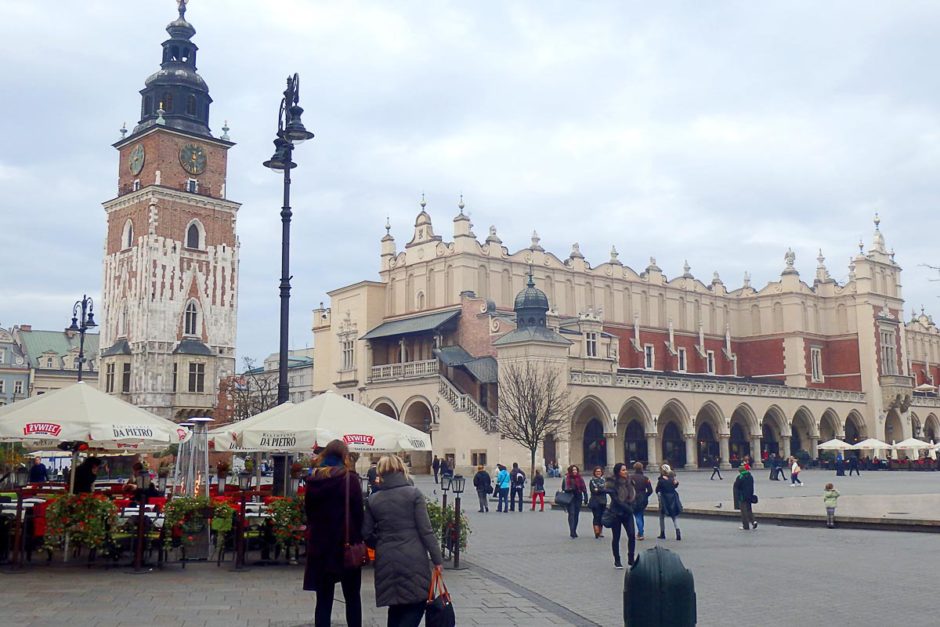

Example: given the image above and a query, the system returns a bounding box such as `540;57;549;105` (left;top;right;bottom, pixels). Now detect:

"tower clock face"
179;143;208;175
128;144;145;176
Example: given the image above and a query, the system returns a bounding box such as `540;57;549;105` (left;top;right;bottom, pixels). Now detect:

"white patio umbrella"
929;441;937;461
0;382;191;450
849;437;892;451
891;440;899;460
210;390;432;454
894;437;931;451
817;438;853;451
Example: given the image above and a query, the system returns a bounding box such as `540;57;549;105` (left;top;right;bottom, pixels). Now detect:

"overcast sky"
1;1;939;363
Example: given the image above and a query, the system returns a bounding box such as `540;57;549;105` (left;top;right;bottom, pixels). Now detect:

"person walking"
835;453;846;477
588;466;608;539
472;465;491;513
363;455;444;627
439;457;451;482
710;456;723;480
303;439;364;627
431;455;440;484
28;457;49;483
494;464;511;512
732;463;758;531
509;462;526;512
848;455;860;477
562;465;588;538
530;469;545;511
605;463;637;568
629;462;653;541
823;482;840;528
655;464;682;541
790;457;803;486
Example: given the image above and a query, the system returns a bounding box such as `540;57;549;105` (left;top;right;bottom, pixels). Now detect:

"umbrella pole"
254;452;261;497
64;449;79;563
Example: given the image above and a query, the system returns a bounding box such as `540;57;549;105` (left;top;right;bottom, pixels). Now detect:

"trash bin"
623;546;696;626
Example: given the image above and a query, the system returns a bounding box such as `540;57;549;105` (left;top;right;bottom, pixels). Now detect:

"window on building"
105;363;115;393
73;356;80;369
184;302;198;336
45;357;54;368
0;350;5;364
811;347;823;382
172;363;178;392
644;344;655;370
186;94;197;115
471;451;488;467
188;362;205;393
0;381;5;394
880;329;897;375
14;380;23;395
122;363;131;393
186;222;202;249
162;92;173;112
341;338;355;371
677;347;687;373
706;350;716;375
342;393;354;401
132;179;141;192
187;178;198;193
586;332;598;358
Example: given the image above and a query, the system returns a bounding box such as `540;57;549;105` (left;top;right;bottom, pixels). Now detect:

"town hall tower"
99;1;239;420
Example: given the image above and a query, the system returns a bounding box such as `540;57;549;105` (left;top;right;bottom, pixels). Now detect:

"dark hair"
317;439;353;470
592;466;604;476
612;462;627;478
567;464;579;475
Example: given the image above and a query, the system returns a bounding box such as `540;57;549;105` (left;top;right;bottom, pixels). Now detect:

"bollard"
623;546;696;626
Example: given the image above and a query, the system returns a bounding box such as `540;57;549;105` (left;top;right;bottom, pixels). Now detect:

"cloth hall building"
312;199;940;475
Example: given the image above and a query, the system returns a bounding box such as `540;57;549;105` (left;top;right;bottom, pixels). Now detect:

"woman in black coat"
363;455;444;627
655;464;682;541
605;462;637;568
303;440;364;627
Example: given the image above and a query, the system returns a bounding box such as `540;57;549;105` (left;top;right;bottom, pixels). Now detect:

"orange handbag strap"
427;569;451;602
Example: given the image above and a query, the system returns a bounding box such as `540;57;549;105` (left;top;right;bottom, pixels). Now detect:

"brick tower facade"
99;2;239;420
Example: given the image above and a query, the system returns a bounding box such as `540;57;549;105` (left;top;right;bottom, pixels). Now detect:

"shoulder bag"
554;477;574;507
426;569;456;627
343;472;369;569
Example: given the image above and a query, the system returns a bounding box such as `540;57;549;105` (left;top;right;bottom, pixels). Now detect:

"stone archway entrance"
402;401;433;473
582;418;607;471
373;402;396;419
661;422;686;468
729;423;750;466
791;408;814;455
696;422;719;468
761;422;779;456
885;409;903;444
819;410;839;443
623;420;648;465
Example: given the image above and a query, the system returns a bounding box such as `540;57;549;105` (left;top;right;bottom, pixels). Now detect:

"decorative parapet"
569;370;866;403
369;359;438;383
911;395;940;409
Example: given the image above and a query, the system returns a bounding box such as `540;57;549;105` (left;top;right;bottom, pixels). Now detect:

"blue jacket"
496;468;511;489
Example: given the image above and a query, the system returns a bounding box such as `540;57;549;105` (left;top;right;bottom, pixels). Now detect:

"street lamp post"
66;295;97;382
233;471;252;571
449;475;466;570
5;465;30;573
264;73;314;497
439;475;451;557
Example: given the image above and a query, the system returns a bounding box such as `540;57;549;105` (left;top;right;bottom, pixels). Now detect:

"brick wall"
803;335;862;391
733;337;785;378
117;129;229;199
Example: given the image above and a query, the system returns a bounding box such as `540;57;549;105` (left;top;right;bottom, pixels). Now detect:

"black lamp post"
6;465;30;572
233;471;252;571
449;475;466;570
66;295;97;382
264;73;313;497
440;475;451;557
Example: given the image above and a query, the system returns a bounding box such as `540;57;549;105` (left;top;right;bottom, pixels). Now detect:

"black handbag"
426;569;456;627
749;494;759;504
343;472;368;569
601;507;617;528
554;490;574;507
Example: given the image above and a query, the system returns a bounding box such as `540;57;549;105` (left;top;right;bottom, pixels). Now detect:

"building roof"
361;309;461;341
433;346;498;383
434;345;473;366
492;326;572;347
172;338;214;356
17;329;100;369
101;338;132;357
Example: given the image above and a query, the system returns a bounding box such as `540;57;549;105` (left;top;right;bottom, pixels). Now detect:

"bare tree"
230;357;278;421
497;361;574;479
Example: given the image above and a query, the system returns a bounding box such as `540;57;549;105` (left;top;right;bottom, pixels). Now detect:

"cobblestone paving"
2;470;936;626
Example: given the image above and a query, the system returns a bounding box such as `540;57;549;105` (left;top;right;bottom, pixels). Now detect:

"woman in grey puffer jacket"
363;455;444;627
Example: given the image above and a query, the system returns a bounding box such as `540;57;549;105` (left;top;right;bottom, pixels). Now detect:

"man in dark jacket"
848;455;860;476
432;455;440;483
509;462;526;512
472;465;491;512
733;464;757;530
72;458;101;494
366;460;379;494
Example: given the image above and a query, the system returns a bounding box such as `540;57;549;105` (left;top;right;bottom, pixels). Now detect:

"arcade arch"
658;399;690;468
884;409;903;444
819;409;840;442
371;398;398;419
729;404;758;465
761;406;788;457
617;397;652;464
401;397;433;472
790;407;815;454
924;414;939;443
694;402;724;468
844;410;867;445
570;397;611;470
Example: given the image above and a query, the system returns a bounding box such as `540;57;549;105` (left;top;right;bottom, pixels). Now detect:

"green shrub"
426;500;470;551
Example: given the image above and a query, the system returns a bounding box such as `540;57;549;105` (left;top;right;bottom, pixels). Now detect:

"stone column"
399;338;406;364
781;435;791;459
646;432;659;470
605;433;618;469
684;434;697;469
809;436;819;462
719;434;731;470
750;436;763;468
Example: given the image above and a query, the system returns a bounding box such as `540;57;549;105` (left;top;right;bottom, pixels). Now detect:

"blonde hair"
377;455;410;480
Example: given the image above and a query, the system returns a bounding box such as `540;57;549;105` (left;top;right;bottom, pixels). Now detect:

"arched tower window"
185;220;204;250
162;92;173;112
186;95;197;115
184;301;199;336
122;219;134;250
143;96;153;116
